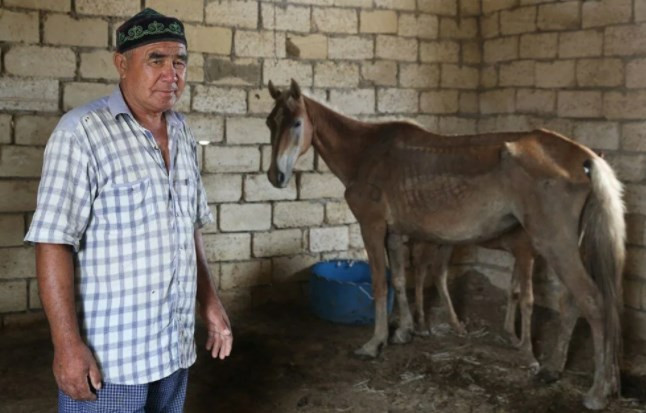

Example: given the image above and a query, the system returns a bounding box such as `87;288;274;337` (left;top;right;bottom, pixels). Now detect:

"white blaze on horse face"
277;116;304;184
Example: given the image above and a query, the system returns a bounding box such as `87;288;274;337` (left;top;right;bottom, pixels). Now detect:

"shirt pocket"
94;178;150;230
175;177;197;219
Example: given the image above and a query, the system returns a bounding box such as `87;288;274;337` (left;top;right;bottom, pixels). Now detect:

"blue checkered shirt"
25;87;214;385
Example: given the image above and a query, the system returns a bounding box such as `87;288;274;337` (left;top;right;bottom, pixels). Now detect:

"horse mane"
302;93;430;135
301;93;540;151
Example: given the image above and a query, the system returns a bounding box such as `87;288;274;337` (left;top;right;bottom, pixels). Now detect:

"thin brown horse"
411;227;539;371
265;80;625;410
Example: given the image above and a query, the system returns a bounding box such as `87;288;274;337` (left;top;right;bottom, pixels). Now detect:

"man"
25;8;232;412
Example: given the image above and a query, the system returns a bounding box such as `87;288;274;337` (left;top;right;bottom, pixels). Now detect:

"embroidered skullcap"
116;8;187;53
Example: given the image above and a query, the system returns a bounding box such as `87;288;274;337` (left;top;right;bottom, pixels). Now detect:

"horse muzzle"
268;169;290;188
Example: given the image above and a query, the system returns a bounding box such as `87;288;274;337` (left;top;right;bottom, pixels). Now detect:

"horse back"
501;129;597;185
356;126;595;186
347;126;596;244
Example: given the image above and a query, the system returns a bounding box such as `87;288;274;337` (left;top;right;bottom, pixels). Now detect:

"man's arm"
36;243;102;400
194;229;233;360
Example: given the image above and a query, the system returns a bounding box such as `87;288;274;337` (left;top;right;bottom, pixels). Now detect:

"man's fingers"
215;331;232;360
225;334;233;359
221;335;233;359
63;379;96;401
220;328;233;360
88;363;103;390
210;333;223;359
206;329;232;359
52;343;102;401
205;334;214;351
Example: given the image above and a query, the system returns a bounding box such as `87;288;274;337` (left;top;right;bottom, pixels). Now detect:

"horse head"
265;79;314;188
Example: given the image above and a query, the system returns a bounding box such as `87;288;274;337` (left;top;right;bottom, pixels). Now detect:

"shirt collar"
108;85;183;128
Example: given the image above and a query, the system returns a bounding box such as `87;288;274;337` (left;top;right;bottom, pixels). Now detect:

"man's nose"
161;61;177;80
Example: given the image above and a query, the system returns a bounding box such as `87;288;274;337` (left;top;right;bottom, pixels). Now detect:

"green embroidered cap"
116;8;187;53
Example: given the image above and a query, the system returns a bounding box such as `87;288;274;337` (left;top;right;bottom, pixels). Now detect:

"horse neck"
304;97;370;186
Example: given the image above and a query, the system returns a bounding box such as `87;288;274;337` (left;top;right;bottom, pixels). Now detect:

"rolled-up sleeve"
193;149;214;229
24;129;96;252
184;122;214;229
195;177;214;229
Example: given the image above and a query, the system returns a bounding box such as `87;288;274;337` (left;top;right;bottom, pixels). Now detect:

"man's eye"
174;60;186;68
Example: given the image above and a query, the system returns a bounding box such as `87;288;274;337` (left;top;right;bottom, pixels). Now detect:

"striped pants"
58;368;188;413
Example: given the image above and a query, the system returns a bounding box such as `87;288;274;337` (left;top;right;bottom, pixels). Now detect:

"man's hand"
194;229;233;360
36;243;101;400
200;300;233;360
53;340;102;400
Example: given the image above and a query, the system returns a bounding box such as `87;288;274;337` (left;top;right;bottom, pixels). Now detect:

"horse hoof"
535;368;561;384
527;361;540;375
352;347;379;360
454;323;467;337
414;328;431;337
583;393;608;411
390;328;413;345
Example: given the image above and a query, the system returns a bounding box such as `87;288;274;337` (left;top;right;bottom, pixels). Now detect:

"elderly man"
25;8;232;412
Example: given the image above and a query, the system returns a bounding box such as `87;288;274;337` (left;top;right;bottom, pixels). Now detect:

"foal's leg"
514;251;538;371
388;233;414;344
432;245;465;335
412;243;432;336
503;264;521;345
485;230;538;369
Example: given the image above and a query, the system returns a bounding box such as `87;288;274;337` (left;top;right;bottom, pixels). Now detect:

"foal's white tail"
580;156;626;393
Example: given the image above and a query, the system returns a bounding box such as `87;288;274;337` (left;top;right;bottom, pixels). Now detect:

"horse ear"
289;78;301;100
268;81;281;100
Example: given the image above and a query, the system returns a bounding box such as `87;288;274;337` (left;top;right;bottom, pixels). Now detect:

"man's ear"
114;52;128;79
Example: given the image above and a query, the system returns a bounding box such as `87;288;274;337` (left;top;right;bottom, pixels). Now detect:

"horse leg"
432;245;465;335
345;184;391;358
536;287;578;382
388;233;414;344
503;261;521;345
412;243;432;336
353;221;389;359
515;250;539;371
531;233;609;410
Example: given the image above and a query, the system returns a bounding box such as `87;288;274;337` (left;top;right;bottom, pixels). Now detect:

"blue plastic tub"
309;260;395;325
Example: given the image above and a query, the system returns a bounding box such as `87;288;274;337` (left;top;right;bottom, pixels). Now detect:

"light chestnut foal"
265;80;625;410
411;227;539;371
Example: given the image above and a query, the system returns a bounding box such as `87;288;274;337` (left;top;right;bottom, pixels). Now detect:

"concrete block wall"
0;0;481;325
473;0;646;342
2;0;646;344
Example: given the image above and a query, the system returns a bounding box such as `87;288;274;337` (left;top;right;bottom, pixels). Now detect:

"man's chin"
157;97;178;112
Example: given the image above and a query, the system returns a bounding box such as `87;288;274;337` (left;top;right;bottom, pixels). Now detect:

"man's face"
115;41;187;113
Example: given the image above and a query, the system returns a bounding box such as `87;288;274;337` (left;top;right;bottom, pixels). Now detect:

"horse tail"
580;156;626;393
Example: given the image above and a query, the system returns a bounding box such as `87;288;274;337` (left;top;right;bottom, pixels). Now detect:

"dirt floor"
2;271;646;413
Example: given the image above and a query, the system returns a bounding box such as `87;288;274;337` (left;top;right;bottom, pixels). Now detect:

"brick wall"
473;0;646;342
1;0;645;344
0;0;480;326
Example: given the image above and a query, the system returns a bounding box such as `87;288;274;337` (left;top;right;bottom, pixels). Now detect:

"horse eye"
293;120;302;128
